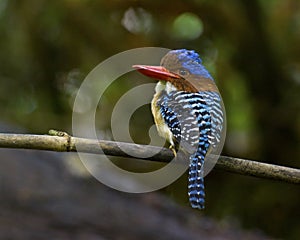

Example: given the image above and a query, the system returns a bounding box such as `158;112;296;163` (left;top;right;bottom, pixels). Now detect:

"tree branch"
0;132;299;184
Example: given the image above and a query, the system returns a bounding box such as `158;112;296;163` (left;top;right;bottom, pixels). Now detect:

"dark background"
0;0;299;239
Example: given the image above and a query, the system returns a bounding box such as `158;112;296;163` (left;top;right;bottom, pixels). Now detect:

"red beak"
132;65;180;81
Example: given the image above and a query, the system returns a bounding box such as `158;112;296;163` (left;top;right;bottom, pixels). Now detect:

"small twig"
0;132;299;184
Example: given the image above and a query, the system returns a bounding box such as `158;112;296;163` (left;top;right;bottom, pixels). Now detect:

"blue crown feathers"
169;49;213;80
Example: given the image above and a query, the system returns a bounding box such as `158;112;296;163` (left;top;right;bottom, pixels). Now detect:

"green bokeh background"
1;0;299;238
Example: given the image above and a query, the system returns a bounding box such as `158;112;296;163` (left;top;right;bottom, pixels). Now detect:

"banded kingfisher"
133;49;224;209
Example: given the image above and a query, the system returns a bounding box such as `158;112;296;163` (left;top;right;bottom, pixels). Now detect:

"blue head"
133;49;217;92
160;49;213;80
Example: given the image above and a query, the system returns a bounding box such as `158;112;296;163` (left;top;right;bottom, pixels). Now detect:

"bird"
133;49;224;209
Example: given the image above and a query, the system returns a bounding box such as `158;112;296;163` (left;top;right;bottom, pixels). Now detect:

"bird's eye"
179;69;188;76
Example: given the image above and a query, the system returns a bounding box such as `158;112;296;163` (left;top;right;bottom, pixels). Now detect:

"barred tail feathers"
188;154;205;209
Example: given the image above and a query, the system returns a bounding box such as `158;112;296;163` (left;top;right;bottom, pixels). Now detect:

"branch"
0;132;299;184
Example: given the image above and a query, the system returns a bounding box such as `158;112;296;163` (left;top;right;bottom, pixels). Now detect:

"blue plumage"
157;90;214;209
168;49;213;80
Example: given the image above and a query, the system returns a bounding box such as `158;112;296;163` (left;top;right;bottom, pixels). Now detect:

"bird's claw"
169;145;177;157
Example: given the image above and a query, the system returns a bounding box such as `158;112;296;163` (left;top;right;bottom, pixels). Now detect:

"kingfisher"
133;49;224;209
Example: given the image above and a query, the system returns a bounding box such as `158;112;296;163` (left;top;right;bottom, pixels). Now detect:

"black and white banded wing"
202;91;224;147
157;91;202;153
200;91;225;174
157;91;213;209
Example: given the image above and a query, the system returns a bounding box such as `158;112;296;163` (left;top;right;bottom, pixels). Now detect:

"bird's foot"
169;145;177;157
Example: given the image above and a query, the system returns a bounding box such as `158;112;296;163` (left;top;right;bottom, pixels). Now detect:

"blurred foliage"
0;0;300;239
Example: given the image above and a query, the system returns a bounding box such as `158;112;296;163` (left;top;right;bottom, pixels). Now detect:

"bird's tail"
188;154;205;209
